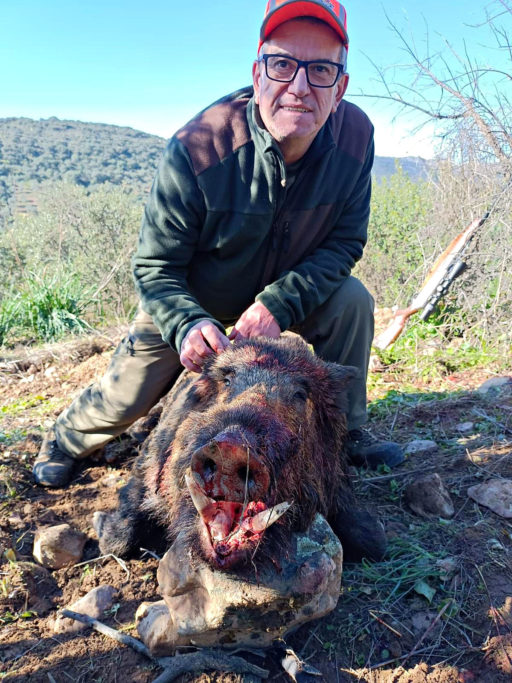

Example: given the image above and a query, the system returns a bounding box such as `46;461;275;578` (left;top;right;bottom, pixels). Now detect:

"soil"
0;328;511;683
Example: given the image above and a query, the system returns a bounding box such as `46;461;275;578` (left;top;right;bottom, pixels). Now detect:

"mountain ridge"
0;116;431;223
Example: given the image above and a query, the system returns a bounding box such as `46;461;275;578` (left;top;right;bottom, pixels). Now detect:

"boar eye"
293;388;308;403
223;375;232;387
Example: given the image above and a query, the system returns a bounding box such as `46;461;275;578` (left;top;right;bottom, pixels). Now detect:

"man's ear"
252;60;261;105
333;73;349;112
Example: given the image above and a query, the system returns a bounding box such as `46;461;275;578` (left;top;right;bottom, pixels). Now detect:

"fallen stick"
60;609;269;682
155;652;268;682
60;609;152;658
401;599;452;666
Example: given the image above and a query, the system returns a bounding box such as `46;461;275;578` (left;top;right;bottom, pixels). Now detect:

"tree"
356;0;512;344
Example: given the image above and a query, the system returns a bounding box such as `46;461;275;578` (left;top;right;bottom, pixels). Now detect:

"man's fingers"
180;320;231;372
186;327;215;357
201;324;230;353
180;353;203;373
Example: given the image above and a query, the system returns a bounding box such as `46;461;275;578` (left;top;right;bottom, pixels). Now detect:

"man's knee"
331;276;374;317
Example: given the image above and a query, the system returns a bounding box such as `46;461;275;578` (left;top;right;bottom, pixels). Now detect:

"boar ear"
326;364;359;413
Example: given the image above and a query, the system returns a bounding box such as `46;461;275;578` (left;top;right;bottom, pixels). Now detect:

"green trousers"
55;276;374;459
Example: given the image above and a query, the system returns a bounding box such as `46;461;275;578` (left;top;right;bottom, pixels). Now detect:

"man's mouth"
281;106;311;113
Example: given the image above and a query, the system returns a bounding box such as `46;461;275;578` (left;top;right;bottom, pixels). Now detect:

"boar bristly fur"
95;335;386;569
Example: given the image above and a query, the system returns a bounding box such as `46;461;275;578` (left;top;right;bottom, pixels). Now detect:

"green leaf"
414;579;436;602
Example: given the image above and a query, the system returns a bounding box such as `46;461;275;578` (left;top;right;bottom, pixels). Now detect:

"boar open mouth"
185;472;292;569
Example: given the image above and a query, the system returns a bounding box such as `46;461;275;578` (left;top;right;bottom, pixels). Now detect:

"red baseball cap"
259;0;349;52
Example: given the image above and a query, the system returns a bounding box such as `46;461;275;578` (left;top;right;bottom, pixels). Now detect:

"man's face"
252;18;349;163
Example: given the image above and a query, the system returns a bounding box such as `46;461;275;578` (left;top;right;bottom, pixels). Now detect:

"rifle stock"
373;306;419;350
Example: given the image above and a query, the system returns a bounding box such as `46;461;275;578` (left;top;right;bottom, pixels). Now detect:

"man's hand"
229;301;281;341
180;320;230;372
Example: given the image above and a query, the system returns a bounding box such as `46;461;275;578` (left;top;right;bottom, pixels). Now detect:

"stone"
33;523;87;569
483;634;512;675
404;440;437;456
404;473;455;518
136;514;343;655
456;421;474;433
54;585;118;634
467;479;512;518
478;376;512;394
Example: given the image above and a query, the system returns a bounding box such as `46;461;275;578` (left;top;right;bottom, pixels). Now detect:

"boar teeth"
185;472;214;514
248;501;292;532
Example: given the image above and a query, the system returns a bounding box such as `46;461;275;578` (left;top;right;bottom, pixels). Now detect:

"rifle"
373;212;489;350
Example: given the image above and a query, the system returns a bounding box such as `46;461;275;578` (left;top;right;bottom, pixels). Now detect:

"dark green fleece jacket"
133;86;374;353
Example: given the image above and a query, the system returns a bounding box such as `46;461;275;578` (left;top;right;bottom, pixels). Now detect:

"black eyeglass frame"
258;53;347;88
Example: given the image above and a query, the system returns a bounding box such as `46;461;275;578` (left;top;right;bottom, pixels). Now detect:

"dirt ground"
0;327;511;682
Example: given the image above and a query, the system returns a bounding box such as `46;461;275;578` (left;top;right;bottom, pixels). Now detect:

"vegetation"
0;116;165;228
0;183;142;343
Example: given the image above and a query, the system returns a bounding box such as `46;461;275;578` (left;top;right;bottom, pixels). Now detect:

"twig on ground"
60;609;152;658
60;609;269;682
369;610;402;638
154;653;268;682
140;547;162;560
401;600;453;666
360;466;438;482
73;553;130;579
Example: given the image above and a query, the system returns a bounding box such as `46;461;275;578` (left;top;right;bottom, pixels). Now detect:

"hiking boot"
33;429;77;487
346;428;405;469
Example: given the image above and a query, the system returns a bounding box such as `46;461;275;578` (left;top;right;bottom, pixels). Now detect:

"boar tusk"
185;472;214;514
249;501;293;532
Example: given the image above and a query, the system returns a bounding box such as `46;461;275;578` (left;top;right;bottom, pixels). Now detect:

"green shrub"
356;165;433;306
0;183;142;323
5;272;93;343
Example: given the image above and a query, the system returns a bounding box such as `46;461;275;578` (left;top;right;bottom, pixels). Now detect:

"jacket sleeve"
132;138;225;353
255;135;373;331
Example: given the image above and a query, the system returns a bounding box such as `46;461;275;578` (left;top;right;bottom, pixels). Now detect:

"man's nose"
288;66;310;96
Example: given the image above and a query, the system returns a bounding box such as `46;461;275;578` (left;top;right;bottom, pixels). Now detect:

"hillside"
0;117;166;222
0;116;429;225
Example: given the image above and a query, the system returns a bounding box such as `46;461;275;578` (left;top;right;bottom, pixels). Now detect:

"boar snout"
191;429;271;502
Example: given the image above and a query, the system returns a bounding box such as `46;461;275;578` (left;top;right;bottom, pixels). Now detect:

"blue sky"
0;0;506;157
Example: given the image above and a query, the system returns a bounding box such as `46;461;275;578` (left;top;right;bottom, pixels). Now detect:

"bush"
0;182;142;323
356;165;433;306
1;272;93;344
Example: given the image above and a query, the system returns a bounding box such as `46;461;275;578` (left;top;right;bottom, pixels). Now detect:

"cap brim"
259;1;348;51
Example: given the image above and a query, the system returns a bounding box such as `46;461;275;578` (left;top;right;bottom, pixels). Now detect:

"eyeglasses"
258;54;345;88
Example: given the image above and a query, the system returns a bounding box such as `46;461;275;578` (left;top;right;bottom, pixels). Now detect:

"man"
33;0;404;488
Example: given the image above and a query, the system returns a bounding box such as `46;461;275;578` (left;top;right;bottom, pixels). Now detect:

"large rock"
136;514;342;655
467;479;512;518
54;585;118;634
33;524;87;569
404;473;454;519
404;439;438;456
477;377;512;394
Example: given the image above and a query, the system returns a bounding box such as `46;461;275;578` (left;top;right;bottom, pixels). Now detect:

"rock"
456;421;474;433
137;513;343;655
483;634;512;675
404;439;437;456
33;524;87;569
467;479;512;518
478;376;512;394
54;585;118;634
136;601;175;653
411;611;442;640
404;473;455;518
